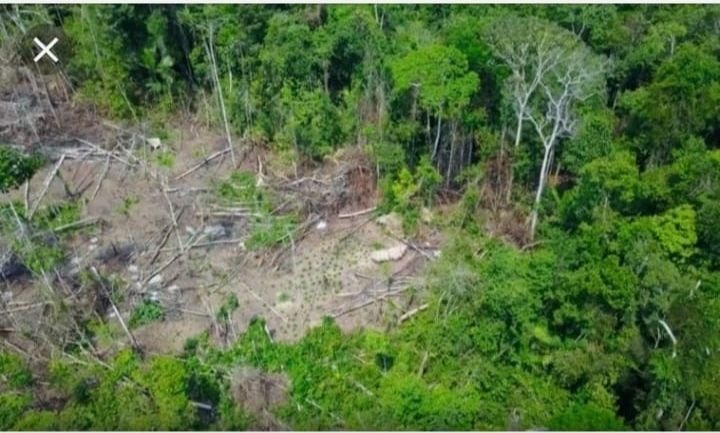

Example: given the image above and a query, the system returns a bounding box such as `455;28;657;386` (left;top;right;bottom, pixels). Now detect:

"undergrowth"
129;300;165;329
216;171;298;250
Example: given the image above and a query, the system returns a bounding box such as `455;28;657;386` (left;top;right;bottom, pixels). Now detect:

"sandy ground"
3;118;441;356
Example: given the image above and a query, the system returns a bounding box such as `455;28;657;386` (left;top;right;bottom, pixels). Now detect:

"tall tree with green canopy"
620;43;720;165
391;44;479;182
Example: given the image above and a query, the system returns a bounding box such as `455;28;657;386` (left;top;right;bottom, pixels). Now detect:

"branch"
28;153;65;219
658;319;678;358
90;266;139;351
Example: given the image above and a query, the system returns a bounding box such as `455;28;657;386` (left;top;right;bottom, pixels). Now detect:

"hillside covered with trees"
1;4;720;431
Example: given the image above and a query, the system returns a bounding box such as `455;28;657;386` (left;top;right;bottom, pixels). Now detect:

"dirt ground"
2;105;442;356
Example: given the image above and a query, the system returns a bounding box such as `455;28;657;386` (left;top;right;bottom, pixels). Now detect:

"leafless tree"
486;18;568;150
487;17;606;239
485;17;572;204
526;46;606;239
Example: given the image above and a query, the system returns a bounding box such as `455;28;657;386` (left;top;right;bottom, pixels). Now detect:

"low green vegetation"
0;146;43;193
129;300;165;329
116;196;140;217
380;155;442;233
154;149;176;169
216;294;240;323
217;171;297;249
0;201;82;275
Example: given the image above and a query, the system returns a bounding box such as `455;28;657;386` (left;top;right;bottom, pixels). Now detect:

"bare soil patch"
1;63;441;361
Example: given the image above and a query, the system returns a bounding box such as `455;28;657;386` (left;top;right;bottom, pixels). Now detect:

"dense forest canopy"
1;4;720;431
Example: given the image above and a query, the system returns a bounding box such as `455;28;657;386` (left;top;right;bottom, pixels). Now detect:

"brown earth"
1;64;442;357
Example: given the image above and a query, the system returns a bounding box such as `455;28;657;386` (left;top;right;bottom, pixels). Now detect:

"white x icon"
33;37;59;63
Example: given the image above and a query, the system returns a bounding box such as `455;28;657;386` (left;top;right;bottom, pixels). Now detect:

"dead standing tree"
525;44;606;240
487;17;606;239
485;18;578;206
485;17;567;151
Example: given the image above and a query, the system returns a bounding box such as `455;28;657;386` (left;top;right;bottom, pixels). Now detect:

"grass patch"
117;195;139;217
33;202;81;231
128;300;165;329
84;318;121;349
153;150;176;169
0;201;83;275
11;241;64;275
216;293;240;322
0;146;43;193
217;171;298;250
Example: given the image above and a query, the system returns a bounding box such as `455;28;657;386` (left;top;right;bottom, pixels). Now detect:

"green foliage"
0;146;43;193
64;6;137;117
562;109;617;178
116;195;139;217
620;43;720;163
217;171;297;249
548;403;627;431
561;151;640;226
0;393;32;430
276;87;343;159
382;155;441;232
153;150;176;168
216;293;239;322
11;410;57;431
0;352;33;389
129;299;165;329
649;204;697;259
392;44;479;118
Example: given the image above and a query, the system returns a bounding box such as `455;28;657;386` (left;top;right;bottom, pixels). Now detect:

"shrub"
129;300;165;329
0;146;43;193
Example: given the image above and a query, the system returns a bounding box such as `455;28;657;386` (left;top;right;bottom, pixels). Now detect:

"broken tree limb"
417;351;429;378
190;401;214;411
28;153;66;219
337;215;376;243
679;400;696;431
90;266;139;351
144;231;202;285
52;217;100;233
399;303;429;323
174;147;231;181
161;180;184;253
658;318;678;358
3;301;52;313
23;180;30;213
90;154;111;203
148;207;185;266
237;282;288;324
171;308;210;318
159;238;243;252
164;187;210;194
384;233;435;261
338;207;376;219
75;138;134;167
332;286;412;318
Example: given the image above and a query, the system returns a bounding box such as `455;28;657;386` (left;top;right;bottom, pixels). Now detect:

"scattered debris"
0;248;26;280
147;137;162;150
370;244;408;263
376;212;404;237
147;274;164;290
203;224;228;240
